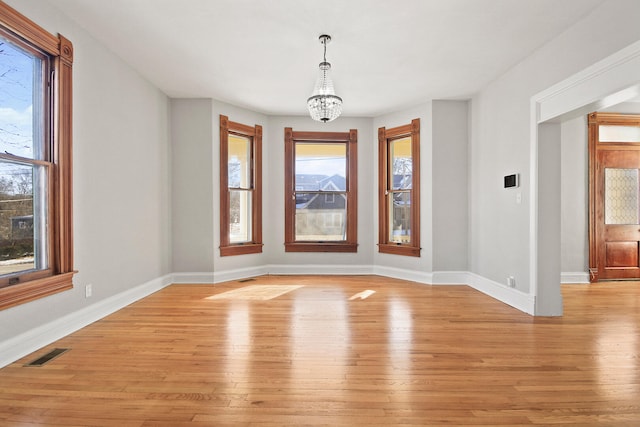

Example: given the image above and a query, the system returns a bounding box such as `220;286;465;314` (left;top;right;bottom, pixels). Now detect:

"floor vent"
238;278;256;283
25;348;69;367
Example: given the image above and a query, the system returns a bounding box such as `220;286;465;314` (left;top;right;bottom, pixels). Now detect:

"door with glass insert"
589;113;640;281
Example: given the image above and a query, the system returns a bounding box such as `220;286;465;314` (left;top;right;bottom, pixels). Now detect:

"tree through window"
0;2;75;309
378;119;421;256
219;115;262;256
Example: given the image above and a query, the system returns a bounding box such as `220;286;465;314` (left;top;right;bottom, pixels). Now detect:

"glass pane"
228;134;251;189
604;168;639;225
295;192;346;241
390;136;412;190
229;190;252;243
0;35;44;159
0;160;48;276
295;143;346;191
388;192;411;243
599;125;640;143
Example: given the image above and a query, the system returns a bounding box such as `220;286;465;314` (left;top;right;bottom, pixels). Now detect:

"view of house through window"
0;32;49;280
295;143;346;241
285;129;357;252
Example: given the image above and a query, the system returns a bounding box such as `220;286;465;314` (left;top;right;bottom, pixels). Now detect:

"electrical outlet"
85;284;92;298
507;276;516;288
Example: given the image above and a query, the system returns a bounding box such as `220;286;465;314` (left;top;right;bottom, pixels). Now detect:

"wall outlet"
507;276;516;288
85;284;92;298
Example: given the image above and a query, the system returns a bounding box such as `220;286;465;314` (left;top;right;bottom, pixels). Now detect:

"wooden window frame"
284;128;358;253
219;115;263;256
378;119;421;257
0;2;75;310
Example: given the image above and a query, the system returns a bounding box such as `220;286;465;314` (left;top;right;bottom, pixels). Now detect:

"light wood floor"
1;275;639;426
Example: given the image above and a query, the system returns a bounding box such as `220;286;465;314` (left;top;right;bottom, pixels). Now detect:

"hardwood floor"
1;275;639;426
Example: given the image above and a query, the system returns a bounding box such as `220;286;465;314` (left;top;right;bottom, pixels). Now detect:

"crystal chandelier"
307;34;343;122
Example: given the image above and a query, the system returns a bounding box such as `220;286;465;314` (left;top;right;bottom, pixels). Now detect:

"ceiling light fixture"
307;34;343;122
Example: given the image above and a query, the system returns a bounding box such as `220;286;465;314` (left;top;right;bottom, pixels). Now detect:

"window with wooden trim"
219;115;262;256
284;128;357;252
0;2;74;310
378;119;420;257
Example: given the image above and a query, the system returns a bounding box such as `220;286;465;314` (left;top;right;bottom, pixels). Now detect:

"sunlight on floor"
206;284;304;301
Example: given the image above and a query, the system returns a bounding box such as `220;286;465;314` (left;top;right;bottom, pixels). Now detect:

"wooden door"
589;113;640;281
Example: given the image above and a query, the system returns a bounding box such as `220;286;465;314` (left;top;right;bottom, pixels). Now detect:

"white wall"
560;116;588;275
432;100;469;272
171;99;214;273
470;0;640;297
1;0;172;341
537;123;563;314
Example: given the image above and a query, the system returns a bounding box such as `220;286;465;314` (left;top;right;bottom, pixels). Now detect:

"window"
219;115;262;256
378;119;420;256
0;2;74;309
284;128;357;252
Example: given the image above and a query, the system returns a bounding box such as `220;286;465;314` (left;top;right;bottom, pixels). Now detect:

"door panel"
605;241;638;267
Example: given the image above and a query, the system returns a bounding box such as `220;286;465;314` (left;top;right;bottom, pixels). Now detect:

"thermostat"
504;174;519;188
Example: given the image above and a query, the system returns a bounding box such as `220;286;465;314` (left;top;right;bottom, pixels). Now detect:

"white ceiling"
44;0;604;117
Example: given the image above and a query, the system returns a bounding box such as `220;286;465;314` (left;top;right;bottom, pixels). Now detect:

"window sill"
0;271;75;311
285;242;358;253
378;243;421;257
220;243;263;257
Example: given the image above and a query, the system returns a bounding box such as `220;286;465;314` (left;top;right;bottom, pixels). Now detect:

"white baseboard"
171;266;270;285
431;271;470;285
213;265;270;283
0;274;173;369
561;272;589;284
467;272;536;315
171;272;215;283
268;264;374;276
372;265;432;284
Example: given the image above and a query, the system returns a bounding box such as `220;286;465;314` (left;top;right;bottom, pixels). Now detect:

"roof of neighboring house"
295;174;347;209
295;174;346;192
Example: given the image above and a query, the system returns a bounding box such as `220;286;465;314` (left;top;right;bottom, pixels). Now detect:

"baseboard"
0;274;173;369
431;271;470;285
171;272;215;283
561;272;589;284
213;265;270;283
268;264;374;276
373;265;432;284
467;272;536;315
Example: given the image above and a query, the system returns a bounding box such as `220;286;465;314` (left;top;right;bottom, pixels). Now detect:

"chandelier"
307;34;343;122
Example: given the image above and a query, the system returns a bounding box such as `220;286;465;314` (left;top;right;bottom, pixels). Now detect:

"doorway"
588;112;640;281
